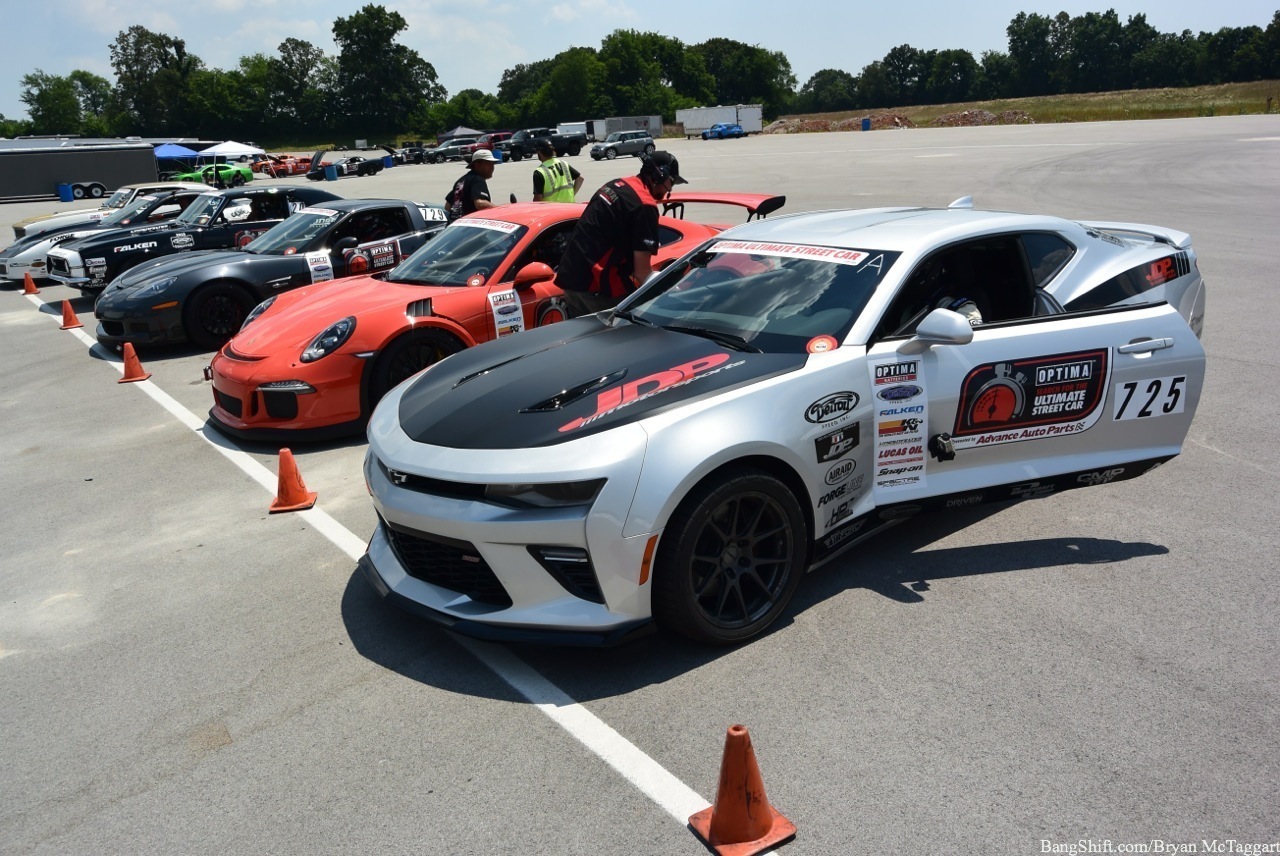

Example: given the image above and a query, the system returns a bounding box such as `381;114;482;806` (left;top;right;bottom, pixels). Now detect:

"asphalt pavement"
1;115;1277;855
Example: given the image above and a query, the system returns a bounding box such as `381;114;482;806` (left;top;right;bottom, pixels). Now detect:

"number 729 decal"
1113;376;1186;420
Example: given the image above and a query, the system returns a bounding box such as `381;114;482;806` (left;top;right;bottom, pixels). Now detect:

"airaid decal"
824;459;855;486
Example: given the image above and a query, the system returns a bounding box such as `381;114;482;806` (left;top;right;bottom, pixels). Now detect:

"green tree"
1006;12;1059;96
1132;31;1202;88
331;4;446;138
976;50;1015;98
109;25;202;134
925;49;980;104
691;37;795;117
796;69;859;113
1061;10;1126;92
267;39;335;135
19;71;81;134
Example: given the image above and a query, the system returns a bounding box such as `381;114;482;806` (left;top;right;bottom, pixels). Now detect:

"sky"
2;0;1275;122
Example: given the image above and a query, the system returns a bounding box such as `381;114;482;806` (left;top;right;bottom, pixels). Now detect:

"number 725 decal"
1113;375;1186;420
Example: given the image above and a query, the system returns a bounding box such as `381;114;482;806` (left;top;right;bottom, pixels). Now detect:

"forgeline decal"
709;240;869;266
819;474;865;530
455;218;521;234
558;353;743;433
305;251;334;283
804;391;859;424
869;357;929;491
814;423;859;463
874;360;918;385
487;289;523;338
951;349;1110;450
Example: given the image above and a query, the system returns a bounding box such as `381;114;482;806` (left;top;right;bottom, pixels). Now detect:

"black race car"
46;186;342;294
305;146;396;180
94;199;449;349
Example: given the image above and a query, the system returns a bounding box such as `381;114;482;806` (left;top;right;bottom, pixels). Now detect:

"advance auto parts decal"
869;358;927;491
951;349;1110;450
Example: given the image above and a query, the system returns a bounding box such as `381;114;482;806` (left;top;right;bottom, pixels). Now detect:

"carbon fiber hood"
397;317;805;449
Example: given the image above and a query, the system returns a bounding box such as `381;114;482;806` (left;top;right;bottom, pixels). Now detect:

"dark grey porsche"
94;199;449;350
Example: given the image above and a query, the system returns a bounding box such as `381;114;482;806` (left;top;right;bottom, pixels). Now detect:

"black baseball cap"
534;139;555;155
645;151;688;184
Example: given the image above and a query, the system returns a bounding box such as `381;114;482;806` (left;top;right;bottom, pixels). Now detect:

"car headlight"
483;479;606;509
132;276;177;299
300;316;356;363
241;295;277;330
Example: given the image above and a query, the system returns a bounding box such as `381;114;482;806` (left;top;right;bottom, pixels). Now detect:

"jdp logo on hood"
805;391;859;424
877;384;922;402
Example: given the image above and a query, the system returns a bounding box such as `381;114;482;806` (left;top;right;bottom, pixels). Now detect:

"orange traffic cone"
269;448;317;513
22;272;39;294
689;725;796;856
59;299;83;330
118;343;152;383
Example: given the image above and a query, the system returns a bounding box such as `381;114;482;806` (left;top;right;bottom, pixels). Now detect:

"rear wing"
1078;220;1192;251
662;192;786;222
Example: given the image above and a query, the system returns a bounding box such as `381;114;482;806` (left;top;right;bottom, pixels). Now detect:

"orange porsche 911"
205;195;785;440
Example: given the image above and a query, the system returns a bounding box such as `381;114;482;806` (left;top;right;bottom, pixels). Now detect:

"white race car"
11;181;212;240
361;199;1207;645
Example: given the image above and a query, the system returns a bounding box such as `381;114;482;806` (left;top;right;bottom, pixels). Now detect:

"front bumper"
46;248;103;290
95;292;186;346
206;347;369;440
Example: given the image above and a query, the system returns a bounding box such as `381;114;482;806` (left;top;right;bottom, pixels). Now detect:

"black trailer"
0;143;158;203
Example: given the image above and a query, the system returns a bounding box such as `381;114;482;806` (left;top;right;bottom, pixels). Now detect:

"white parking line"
32;291;717;829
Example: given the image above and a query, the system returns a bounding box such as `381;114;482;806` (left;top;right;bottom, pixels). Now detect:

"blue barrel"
492;149;503;163
56;183;74;202
382;155;394;168
324;165;339;181
861;117;871;132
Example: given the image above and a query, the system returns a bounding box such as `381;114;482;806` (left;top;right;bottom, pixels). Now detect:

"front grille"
99;320;124;337
262;390;298;419
376;458;487;501
48;256;70;275
214;389;242;417
383;520;512;607
223;344;263;361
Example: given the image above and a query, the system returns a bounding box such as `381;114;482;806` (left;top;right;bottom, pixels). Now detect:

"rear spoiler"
662;192;786;222
1079;220;1192;250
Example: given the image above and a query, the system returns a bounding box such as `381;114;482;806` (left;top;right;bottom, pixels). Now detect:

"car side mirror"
513;261;555;290
897;308;974;354
331;236;359;254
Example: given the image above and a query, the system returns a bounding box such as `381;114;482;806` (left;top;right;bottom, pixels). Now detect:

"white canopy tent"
201;140;266;159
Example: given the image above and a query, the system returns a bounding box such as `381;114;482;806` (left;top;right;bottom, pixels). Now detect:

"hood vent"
520;369;628;413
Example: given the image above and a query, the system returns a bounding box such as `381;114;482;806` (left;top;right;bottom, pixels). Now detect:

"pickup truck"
499;127;588;162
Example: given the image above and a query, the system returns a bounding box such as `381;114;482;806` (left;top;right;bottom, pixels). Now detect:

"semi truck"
0;142;158;203
675;105;764;139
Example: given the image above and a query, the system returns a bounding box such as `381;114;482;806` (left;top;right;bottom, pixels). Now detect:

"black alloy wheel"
653;467;807;645
369;329;462;408
184;282;254;350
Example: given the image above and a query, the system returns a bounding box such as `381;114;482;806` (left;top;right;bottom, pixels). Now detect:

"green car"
171;163;254;187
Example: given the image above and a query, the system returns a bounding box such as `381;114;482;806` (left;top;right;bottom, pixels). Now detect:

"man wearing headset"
554;150;687;317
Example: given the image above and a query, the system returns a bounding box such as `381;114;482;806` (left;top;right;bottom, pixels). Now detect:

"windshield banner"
710;240;869;266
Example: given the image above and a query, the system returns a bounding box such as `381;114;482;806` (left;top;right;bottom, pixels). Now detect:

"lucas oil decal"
951;349;1110;449
487;289;523;338
869;359;929;491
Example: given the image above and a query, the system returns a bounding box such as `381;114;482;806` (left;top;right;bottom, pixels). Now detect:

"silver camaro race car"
360;199;1207;646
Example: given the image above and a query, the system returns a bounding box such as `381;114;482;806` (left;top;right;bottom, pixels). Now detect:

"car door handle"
1118;337;1174;354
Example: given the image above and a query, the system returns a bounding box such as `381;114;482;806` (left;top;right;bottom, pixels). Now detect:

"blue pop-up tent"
154;143;199;158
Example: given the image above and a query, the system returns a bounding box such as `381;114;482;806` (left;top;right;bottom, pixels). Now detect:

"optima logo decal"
558;353;736;433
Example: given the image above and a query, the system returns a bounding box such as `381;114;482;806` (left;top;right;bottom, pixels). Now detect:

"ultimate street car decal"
869;358;928;491
709;240;869;266
951;349;1110;450
454;218;521;234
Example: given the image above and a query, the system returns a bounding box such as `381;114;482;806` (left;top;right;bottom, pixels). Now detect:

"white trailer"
676;104;764;138
602;116;664;137
584;119;608;141
556;121;588;138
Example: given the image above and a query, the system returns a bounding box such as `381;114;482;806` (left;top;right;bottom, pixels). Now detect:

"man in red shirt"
555;151;687;317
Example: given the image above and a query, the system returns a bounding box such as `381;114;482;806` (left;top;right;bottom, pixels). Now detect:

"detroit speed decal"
869;358;927;491
487;289;524;338
951;349;1110;449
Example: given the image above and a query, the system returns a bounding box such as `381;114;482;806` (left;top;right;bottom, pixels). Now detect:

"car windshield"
622;240;900;354
103;188;134;209
603;133;622;142
176;193;225;226
387;218;527;287
243;208;342;255
100;195;160;227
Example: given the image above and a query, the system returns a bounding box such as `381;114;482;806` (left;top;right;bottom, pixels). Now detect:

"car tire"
369;328;463;408
652;467;807;645
642;144;655;156
535;297;568;327
605;148;618;160
183;282;255;350
510;150;523;162
232;174;246;187
568;143;582;157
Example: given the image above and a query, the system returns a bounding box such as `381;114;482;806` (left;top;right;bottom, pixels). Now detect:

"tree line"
8;4;1278;144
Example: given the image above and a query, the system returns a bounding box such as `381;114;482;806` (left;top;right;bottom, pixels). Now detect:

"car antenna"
948;196;974;209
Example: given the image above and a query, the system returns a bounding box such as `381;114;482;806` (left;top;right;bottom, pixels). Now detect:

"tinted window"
1022;232;1075;286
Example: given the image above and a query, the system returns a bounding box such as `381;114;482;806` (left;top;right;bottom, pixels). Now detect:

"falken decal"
951;349;1110;449
488;289;523;338
559;353;739;433
804;392;859;424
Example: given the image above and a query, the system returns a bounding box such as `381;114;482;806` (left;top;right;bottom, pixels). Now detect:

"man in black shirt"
555;151;687;317
446;149;499;220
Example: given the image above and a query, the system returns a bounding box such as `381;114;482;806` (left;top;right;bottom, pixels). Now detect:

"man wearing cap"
532;140;584;203
445;149;499;221
555;150;687;316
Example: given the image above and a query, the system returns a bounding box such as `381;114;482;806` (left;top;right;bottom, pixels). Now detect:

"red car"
257;155;312;177
206;194;785;440
463;132;513;157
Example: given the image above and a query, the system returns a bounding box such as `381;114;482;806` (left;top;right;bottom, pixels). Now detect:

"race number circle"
467;274;485;288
